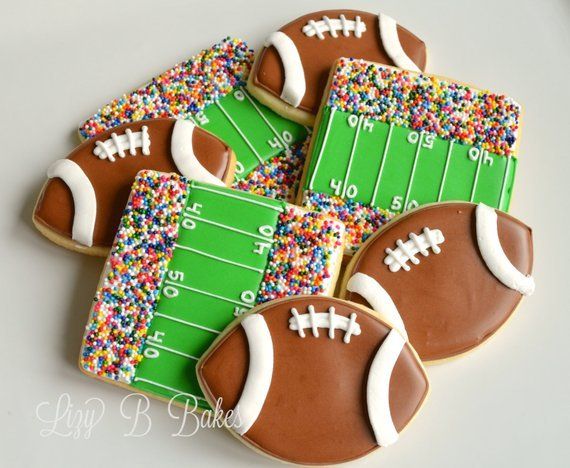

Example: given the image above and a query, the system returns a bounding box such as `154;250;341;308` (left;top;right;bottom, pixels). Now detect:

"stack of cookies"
32;9;535;465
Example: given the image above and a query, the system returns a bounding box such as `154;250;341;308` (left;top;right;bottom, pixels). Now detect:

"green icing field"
305;107;517;213
192;87;308;180
131;182;286;410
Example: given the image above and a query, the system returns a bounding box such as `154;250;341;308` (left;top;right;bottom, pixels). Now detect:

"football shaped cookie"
33;118;235;255
80;171;345;410
340;202;535;362
247;10;427;125
197;296;429;465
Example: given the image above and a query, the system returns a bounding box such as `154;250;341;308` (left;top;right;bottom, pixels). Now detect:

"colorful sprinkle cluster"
80;171;188;383
232;136;310;202
328;58;521;156
302;190;394;252
257;207;344;303
79;38;254;139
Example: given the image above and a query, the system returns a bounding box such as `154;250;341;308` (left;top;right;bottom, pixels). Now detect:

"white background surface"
1;0;569;466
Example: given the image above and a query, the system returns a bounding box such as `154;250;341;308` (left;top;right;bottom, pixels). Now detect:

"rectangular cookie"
79;38;309;184
298;58;522;253
79;171;344;410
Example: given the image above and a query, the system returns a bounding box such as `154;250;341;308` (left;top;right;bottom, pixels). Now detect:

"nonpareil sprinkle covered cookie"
79;38;308;183
247;10;427;126
298;58;523;254
79;171;344;410
340;202;534;362
197;296;429;465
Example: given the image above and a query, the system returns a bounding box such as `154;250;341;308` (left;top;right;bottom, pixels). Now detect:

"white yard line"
437;140;454;202
341;116;362;198
164;280;251;307
174;244;264;274
145;342;199;361
187;214;274;242
308;108;336;190
190;183;283;212
154;312;221;335
215;100;263;163
241;88;288;148
403;132;424;210
470;149;484;202
370;123;394;205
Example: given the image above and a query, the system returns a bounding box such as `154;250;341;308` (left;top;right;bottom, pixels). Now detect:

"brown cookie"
197;295;429;465
247;10;427;125
33;118;235;255
340;202;535;362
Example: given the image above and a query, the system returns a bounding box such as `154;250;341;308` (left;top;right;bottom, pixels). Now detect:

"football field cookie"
340;202;534;362
197;296;429;465
79;38;308;184
79;171;344;410
247;10;427;126
299;58;523;254
34;118;235;256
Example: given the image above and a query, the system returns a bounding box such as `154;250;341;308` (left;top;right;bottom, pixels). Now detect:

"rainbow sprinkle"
328;58;521;157
80;171;344;383
302;190;394;252
79;38;253;140
80;172;188;383
257;208;344;303
232;136;310;202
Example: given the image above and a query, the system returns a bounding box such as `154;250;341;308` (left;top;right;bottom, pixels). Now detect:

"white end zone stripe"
347;273;407;339
264;31;306;108
367;329;406;447
47;159;96;247
378;13;421;72
475;204;535;295
171;119;225;186
228;314;274;435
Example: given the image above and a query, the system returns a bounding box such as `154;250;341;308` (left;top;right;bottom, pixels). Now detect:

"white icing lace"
289;305;361;343
93;126;150;162
302;15;366;39
384;227;445;272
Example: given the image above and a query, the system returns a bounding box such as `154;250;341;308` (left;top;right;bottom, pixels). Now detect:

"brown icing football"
197;296;429;465
33;118;235;255
340;202;535;362
248;9;427;125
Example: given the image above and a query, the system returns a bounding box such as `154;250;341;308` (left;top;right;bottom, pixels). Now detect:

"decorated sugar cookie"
79;38;308;183
340;202;534;362
247;10;427;125
197;296;429;465
33;118;235;255
80;171;344;410
299;58;523;253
